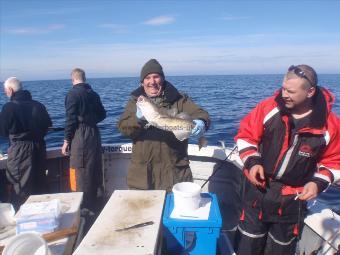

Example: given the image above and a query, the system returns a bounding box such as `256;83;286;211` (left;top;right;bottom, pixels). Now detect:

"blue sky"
1;0;340;81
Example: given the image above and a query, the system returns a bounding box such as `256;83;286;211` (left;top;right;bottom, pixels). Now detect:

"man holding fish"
118;59;210;191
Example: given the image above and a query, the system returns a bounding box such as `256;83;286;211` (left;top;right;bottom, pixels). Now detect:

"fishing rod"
47;125;108;132
201;145;238;189
48;127;65;132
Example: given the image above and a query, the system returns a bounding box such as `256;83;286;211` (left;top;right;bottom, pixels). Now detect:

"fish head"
136;95;150;107
136;95;152;110
136;95;160;120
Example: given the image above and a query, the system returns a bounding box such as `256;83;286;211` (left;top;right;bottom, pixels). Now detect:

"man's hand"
61;140;70;156
298;182;318;200
191;119;205;137
248;164;266;187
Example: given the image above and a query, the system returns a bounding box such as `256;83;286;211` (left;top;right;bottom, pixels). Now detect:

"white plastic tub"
0;203;15;227
172;182;202;213
3;232;51;255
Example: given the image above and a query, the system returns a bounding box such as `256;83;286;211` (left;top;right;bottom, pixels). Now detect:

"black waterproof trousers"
234;179;306;255
6;140;47;208
69;124;102;212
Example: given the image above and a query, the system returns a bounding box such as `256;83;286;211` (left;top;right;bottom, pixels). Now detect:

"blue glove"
136;106;143;119
191;119;205;137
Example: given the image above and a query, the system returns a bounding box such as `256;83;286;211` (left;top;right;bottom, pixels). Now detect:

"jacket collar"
275;86;333;129
131;80;182;103
73;83;91;90
10;90;32;101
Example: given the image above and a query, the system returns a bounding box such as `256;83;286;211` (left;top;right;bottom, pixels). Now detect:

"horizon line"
3;73;340;83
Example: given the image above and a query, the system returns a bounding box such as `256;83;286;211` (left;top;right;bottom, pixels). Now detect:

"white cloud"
1;33;340;80
5;24;65;35
98;24;129;33
143;15;175;26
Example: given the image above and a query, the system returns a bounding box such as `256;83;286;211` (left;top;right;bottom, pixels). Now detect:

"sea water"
1;74;339;211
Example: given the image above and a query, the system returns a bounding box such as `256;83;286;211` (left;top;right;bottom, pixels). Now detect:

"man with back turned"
0;77;52;208
61;68;106;212
234;65;340;254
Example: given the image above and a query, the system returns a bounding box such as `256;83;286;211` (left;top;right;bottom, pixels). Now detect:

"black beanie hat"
140;59;164;82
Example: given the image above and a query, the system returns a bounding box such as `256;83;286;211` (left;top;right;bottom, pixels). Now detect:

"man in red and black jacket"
234;65;340;255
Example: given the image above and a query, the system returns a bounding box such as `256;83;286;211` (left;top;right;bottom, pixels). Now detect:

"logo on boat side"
298;144;312;158
102;145;132;153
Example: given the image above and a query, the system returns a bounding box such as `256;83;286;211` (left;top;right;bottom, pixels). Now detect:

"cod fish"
136;95;208;149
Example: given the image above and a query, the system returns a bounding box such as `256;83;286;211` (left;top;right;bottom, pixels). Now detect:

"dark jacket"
0;90;51;201
118;81;210;190
64;83;106;142
0;90;52;141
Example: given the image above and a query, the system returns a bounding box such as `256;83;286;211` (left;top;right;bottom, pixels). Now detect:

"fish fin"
198;136;208;150
165;108;178;117
176;112;192;121
172;130;189;141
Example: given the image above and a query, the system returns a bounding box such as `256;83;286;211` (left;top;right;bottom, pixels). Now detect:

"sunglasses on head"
288;65;314;87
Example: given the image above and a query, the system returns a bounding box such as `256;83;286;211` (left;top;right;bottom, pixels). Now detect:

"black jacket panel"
0;90;52;142
64;83;106;142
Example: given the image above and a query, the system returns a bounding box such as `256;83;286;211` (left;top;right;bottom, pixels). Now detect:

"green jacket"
118;81;210;190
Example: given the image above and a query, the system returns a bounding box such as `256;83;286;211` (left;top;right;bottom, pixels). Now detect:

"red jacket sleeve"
234;97;278;167
314;113;340;185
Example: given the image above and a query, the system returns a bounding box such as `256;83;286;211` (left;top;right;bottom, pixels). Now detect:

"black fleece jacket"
0;90;52;142
64;83;106;142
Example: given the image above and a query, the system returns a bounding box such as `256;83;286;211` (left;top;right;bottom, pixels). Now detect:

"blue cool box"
162;193;222;255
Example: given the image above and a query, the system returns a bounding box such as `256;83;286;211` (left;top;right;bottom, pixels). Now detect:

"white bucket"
0;203;15;227
3;232;51;255
172;182;201;213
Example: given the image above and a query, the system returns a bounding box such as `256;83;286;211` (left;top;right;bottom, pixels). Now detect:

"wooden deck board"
73;190;166;255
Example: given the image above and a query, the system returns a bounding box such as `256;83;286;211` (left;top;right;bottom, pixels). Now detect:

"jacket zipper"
275;134;299;179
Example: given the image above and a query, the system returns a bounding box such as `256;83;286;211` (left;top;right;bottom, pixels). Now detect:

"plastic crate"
15;199;60;234
162;193;222;255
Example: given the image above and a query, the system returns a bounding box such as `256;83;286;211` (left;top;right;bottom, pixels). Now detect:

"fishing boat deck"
301;200;340;254
0;192;83;255
0;144;339;254
73;190;166;255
